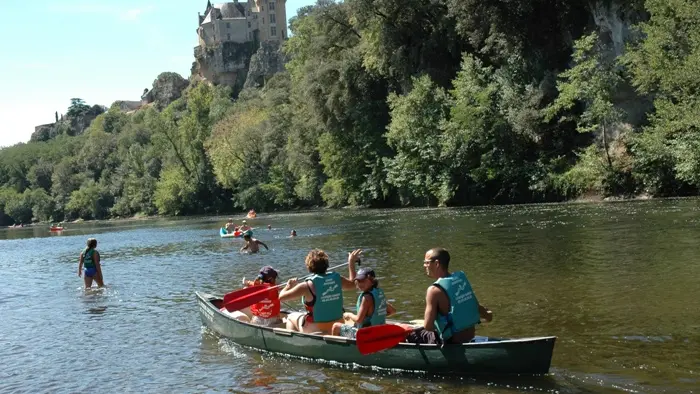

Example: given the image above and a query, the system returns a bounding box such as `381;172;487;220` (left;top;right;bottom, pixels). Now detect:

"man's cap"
354;267;376;281
242;220;247;223
258;266;278;281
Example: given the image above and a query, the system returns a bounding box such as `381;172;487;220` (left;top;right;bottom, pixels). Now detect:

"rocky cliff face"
244;40;287;89
142;72;190;110
30;105;105;142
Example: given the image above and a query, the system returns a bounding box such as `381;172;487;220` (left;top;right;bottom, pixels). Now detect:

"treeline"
1;0;699;225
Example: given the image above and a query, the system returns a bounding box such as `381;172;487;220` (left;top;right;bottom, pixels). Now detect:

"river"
1;199;698;393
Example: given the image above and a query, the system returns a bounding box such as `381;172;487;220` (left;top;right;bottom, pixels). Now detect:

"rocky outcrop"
193;41;257;94
142;72;189;110
113;100;142;112
244;40;287;89
30;105;105;142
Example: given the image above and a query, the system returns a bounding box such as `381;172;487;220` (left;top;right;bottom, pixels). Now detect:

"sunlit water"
1;199;699;393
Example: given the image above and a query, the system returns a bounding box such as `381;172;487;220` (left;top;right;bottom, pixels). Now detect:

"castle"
193;0;287;86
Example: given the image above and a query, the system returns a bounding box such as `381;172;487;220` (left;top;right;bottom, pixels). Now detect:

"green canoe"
196;292;556;376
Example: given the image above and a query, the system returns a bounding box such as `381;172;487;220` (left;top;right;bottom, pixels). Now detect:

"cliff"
30;105;105;142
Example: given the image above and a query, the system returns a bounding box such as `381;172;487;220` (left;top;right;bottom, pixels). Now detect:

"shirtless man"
240;234;269;254
405;247;493;345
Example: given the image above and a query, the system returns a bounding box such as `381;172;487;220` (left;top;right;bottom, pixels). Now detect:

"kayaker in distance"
280;249;360;334
404;247;492;345
240;234;269;254
227;266;282;327
78;238;104;289
331;267;396;338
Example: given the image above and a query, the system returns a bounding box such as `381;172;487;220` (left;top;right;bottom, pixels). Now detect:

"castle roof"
201;2;247;25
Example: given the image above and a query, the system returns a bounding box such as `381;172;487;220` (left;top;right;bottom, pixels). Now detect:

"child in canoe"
331;267;396;339
225;266;282;327
78;238;104;289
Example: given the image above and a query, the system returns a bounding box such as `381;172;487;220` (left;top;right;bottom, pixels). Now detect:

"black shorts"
404;328;440;344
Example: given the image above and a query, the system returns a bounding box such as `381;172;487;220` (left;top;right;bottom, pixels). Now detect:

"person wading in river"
405;247;492;345
240;234;269;254
78;238;104;289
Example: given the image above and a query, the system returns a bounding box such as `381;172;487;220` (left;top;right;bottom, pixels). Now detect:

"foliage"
1;0;700;224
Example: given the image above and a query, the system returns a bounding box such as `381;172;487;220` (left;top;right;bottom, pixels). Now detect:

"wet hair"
86;238;97;249
305;249;329;274
427;247;450;269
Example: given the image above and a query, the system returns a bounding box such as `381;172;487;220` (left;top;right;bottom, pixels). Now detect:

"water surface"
1;199;698;393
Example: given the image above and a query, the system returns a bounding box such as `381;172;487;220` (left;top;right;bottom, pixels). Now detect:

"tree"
544;32;629;196
384;75;452;205
624;0;700;194
67;98;90;118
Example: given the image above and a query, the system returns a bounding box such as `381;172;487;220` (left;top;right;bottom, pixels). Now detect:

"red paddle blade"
223;286;275;312
356;324;412;355
223;285;267;305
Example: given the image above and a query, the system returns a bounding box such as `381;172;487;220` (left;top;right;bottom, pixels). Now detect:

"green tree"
384;75;452;205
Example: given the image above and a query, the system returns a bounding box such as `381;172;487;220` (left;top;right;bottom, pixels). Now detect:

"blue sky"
0;0;315;148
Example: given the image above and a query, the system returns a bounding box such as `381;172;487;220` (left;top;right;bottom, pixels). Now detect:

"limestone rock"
143;72;189;110
244;40;287;89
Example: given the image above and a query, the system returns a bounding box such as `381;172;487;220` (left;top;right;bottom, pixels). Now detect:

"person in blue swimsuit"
78;238;104;288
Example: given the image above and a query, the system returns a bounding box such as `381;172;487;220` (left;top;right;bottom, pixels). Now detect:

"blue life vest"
82;248;95;269
302;273;343;323
356;287;387;328
433;271;480;341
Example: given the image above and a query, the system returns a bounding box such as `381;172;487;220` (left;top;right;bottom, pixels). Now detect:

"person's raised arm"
258;240;269;250
422;287;440;331
279;278;308;302
341;249;362;289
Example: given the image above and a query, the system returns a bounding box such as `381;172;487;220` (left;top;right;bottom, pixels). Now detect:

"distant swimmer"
290;230;297;238
240;234;269;254
267;224;272;230
78;238;104;289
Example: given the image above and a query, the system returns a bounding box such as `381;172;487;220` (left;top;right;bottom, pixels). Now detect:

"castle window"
269;1;275;10
261;6;264;11
248;21;251;28
270;13;276;24
271;26;276;36
227;33;231;40
262;17;265;24
226;22;230;28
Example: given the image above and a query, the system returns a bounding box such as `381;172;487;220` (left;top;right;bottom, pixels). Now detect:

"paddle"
222;261;356;312
355;324;422;355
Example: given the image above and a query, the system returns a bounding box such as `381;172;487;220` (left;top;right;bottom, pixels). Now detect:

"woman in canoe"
78;238;104;288
280;249;360;334
331;267;396;338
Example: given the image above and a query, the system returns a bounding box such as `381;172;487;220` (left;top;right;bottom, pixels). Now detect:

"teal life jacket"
82;248;95;269
433;271;480;341
356;287;387;328
301;272;343;323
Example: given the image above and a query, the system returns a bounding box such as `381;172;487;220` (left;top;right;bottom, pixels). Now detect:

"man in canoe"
279;249;361;334
331;267;396;338
240;234;269;254
405;247;492;345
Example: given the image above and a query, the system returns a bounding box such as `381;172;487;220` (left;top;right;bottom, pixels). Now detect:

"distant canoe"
220;228;241;238
195;292;556;376
49;227;64;232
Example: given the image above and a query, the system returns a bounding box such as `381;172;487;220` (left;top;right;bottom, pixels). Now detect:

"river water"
1;200;698;393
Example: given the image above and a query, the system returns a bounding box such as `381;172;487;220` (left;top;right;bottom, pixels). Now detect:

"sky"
0;0;315;148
